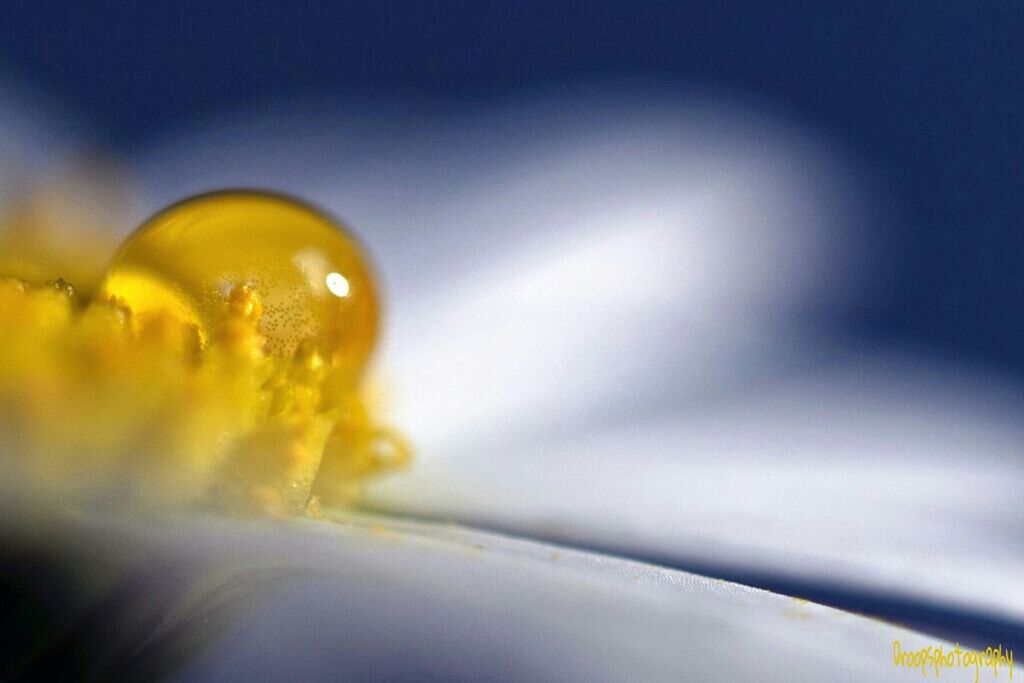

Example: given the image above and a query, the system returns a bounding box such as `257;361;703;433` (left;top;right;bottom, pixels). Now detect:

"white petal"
370;356;1024;627
3;507;944;682
128;93;1020;643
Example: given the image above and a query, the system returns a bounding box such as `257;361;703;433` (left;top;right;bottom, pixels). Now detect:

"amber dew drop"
98;191;380;383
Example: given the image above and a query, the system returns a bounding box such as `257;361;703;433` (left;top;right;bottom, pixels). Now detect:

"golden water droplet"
98;191;379;380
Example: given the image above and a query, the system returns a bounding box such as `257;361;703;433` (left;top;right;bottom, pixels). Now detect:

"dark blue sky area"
1;1;1023;378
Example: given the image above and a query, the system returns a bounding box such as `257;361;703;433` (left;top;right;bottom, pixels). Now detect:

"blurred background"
1;0;1023;651
1;1;1022;377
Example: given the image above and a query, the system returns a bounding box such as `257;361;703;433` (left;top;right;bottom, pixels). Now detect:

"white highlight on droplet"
325;272;350;297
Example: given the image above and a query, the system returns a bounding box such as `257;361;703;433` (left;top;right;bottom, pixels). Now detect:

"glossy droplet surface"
99;191;379;377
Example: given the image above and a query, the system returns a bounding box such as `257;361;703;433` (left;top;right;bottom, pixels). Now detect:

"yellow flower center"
0;190;408;516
